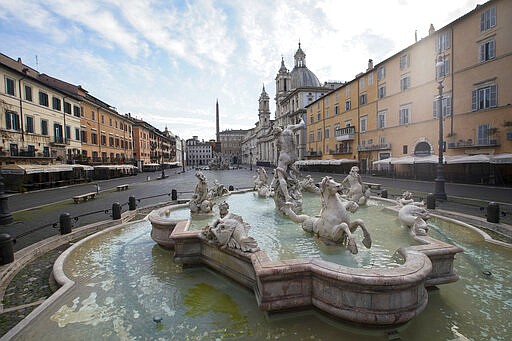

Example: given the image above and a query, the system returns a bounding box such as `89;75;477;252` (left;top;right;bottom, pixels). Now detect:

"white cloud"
0;0;484;141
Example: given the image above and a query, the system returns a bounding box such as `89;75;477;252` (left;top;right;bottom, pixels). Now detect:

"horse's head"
320;176;343;197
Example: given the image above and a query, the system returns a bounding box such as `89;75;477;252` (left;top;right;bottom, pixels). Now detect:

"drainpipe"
97;106;101;163
450;27;454;135
18;68;29;146
62;96;67;163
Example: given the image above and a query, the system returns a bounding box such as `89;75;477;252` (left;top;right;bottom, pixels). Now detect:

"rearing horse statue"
283;176;372;254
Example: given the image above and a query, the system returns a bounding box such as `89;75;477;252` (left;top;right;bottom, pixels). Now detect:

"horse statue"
283;176;372;254
341;166;370;205
398;204;430;236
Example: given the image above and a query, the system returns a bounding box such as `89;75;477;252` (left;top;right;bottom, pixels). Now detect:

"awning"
94;165;137;170
446;154;491;164
0;164;75;175
296;159;358;166
491;153;512;164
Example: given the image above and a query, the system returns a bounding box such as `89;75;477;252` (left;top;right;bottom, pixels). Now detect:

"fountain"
3;126;510;339
4;189;511;340
144;128;463;326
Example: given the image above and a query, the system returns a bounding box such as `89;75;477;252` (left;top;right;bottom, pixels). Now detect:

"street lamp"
250;151;253;171
434;55;447;200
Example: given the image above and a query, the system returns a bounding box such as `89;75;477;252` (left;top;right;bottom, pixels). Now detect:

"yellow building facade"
306;0;511;182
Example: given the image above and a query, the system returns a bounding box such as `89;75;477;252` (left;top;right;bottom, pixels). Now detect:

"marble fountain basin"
149;191;462;326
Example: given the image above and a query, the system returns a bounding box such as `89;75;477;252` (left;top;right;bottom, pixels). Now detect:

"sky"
0;0;484;141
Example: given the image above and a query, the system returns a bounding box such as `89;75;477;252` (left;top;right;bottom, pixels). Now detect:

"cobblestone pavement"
0;168;511;337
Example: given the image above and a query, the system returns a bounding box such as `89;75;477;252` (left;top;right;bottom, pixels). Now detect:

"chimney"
17;57;22;64
367;59;373;71
415;30;418;42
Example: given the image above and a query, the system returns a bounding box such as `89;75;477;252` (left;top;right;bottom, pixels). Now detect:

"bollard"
128;196;137;211
487;202;500;223
171;189;177;201
426;193;436;209
112;202;122;220
59;213;72;235
0;233;15;265
228;185;234;191
380;189;388;199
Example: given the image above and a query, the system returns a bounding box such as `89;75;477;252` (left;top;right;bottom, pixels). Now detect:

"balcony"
305;151;322;157
357;143;391;151
50;137;68;146
329;146;352;155
447;138;500;149
335;127;355;141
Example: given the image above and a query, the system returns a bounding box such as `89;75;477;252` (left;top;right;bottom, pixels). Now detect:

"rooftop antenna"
35;55;39;70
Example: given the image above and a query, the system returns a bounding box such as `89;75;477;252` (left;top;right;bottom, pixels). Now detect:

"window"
109;136;114;146
325;108;329;118
359;77;365;90
360;116;367;133
24;85;32;101
74;105;81;117
5;111;20;130
310;115;314;124
377;110;386;129
400;75;411;91
437;31;451;52
378;85;386;99
477;124;490;145
91;111;95;121
345;100;351;111
81;129;87;143
54;123;63;143
317;112;321;121
309;132;314;143
4;77;15;96
334;105;339;115
109;118;113;126
400;54;409;70
359;93;367;105
325;126;330;139
115;138;120;147
101;115;105;124
75;128;80;140
368;72;373;85
39;92;49;106
346;85;350;97
52;97;61;111
433;95;452;118
9;144;18;156
436;56;450;79
472;84;497;111
479;39;495;62
91;132;98;144
403;145;408;154
101;134;107;146
65;125;71;140
377;66;385;81
399;105;410;125
41;120;48;135
64;101;71;114
25;116;34;133
480;6;496;32
344;120;352;127
317;129;322;141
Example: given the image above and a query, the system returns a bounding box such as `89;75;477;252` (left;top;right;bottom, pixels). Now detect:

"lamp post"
434;55;447;200
250;151;253;171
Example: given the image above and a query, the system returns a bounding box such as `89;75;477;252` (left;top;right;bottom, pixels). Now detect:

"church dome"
290;66;321;88
289;42;321;89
